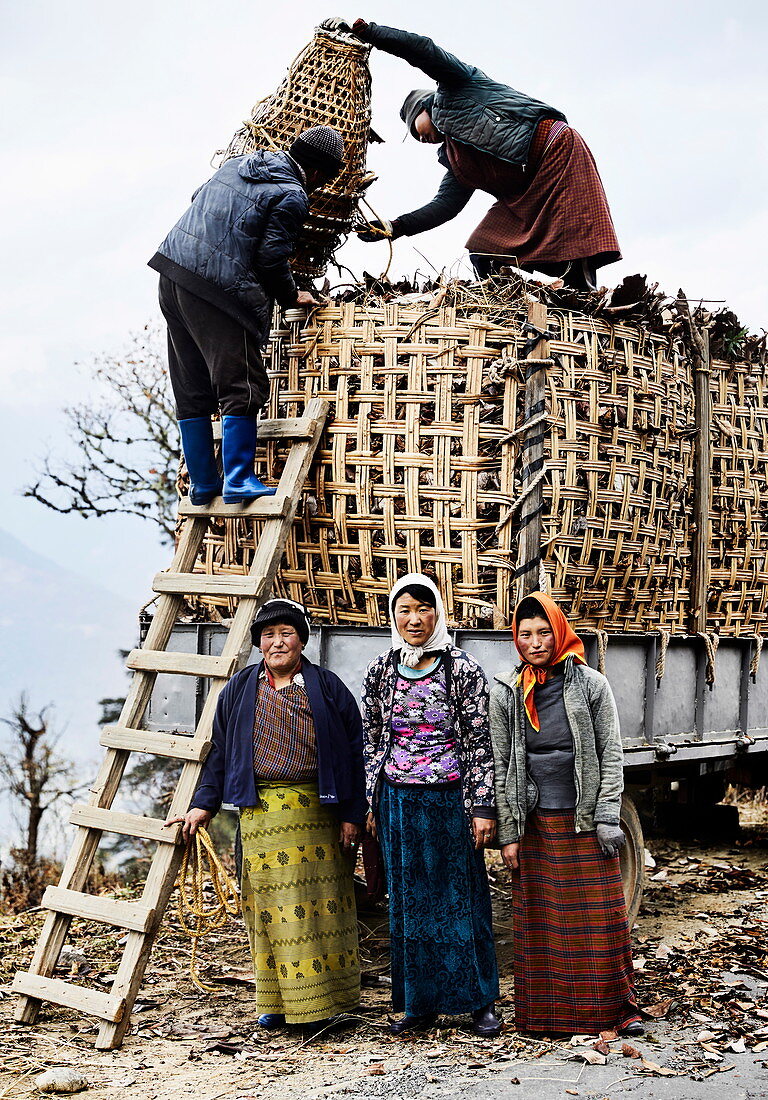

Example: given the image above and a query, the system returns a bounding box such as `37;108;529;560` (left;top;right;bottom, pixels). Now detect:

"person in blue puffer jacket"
148;127;344;506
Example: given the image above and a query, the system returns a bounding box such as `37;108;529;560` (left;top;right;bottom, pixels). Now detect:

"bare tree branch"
23;322;180;544
0;693;87;865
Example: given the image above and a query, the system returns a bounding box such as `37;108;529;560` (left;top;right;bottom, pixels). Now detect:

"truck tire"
619;792;645;928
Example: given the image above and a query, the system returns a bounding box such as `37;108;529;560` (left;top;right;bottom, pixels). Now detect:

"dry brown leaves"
331;272;766;365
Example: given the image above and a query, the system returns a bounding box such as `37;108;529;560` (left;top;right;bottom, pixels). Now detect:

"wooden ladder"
12;399;329;1049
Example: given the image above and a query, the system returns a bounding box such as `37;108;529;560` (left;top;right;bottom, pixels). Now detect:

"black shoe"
621;1020;645;1037
302;1017;333;1035
388;1013;438;1036
471;1003;502;1038
257;1013;285;1029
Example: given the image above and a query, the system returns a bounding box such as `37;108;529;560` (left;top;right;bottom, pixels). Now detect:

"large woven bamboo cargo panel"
708;356;768;633
184;288;768;638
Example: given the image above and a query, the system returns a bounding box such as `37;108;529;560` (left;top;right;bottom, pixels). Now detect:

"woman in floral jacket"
361;573;500;1037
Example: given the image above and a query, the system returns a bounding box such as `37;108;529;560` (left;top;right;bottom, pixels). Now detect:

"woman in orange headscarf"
489;592;642;1036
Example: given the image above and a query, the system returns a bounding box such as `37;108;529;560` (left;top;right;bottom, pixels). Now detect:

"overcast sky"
2;0;767;612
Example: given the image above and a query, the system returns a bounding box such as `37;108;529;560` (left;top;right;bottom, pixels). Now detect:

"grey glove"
596;823;626;857
320;16;352;31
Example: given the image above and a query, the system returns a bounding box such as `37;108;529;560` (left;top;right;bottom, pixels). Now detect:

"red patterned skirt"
447;124;621;269
512;810;640;1034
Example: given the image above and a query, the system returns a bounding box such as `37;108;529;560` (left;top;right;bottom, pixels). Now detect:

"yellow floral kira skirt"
240;782;360;1023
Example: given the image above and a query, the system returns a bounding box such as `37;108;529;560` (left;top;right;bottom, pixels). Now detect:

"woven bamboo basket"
180;283;768;638
220;26;373;281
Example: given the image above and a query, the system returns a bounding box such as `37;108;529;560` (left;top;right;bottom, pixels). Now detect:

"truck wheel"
619;793;645;928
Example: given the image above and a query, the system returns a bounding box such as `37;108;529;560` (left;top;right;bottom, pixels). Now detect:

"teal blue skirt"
377;780;499;1016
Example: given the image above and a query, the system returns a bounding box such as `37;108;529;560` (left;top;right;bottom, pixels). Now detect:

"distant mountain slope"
0;527;139;764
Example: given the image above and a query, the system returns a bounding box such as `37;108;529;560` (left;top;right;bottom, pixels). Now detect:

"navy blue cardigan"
190;659;367;824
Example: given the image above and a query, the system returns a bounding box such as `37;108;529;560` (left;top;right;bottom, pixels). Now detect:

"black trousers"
158;276;269;419
470;253;597;292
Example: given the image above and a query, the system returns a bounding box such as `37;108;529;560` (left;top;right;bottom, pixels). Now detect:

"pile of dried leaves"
331;270;767;366
2;820;767;1095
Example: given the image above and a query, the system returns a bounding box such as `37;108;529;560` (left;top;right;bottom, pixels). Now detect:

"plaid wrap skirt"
513;809;640;1034
451;125;621;270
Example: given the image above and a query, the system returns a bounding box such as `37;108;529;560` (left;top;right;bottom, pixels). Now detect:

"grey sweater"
525;669;576;809
490;657;624;845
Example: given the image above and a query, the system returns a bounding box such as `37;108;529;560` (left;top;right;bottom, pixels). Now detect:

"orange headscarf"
513;591;585;732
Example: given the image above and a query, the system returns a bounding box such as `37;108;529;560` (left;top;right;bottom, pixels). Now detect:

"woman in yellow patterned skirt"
170;599;366;1031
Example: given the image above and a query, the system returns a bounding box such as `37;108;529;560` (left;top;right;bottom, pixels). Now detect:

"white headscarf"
389;573;452;668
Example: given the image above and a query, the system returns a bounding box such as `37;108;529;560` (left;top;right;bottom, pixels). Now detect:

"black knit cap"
400;88;436;138
250;599;311;647
289;125;344;180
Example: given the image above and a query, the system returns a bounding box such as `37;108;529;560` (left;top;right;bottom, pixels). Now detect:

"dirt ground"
2;806;768;1100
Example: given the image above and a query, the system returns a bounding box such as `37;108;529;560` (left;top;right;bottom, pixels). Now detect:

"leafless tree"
24;322;180;543
0;695;85;867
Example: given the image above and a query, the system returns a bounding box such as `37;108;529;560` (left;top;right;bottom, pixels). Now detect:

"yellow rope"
176;827;240;994
656;628;671;685
595;630;609;676
696;630;720;686
358;195;394;281
750;635;763;682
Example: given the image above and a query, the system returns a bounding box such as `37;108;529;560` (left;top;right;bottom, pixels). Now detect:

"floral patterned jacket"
361;646;496;820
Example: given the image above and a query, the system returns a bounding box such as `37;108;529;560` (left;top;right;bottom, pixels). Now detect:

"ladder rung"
257;415;321;440
152;571;267;599
42;886;156;933
100;726;211;762
70;805;181;844
12;973;126;1022
177;493;292;519
211;415;319;442
125;650;237;678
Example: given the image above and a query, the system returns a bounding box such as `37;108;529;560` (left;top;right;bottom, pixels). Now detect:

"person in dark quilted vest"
148;127;343;506
336;19;620;291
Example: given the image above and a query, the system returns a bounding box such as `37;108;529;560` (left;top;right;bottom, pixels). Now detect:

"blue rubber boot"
222;415;276;504
178;418;223;505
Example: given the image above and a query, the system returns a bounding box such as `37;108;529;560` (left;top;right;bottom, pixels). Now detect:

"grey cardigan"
489;657;624;845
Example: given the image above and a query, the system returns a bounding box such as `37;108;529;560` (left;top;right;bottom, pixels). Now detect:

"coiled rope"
750;635;763;683
655;629;671;685
697;631;720;687
176;827;240;994
595;630;609;676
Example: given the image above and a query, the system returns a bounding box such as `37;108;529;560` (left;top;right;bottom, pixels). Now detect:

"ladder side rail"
15;517;210;1025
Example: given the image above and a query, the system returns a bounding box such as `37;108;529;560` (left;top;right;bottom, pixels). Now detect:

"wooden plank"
515;302;549;601
177;493;291;519
152;572;268;599
99;726;211;762
689;328;712;633
42;887;156;933
12;973;126;1022
69;806;181;845
256;415;320;441
125;650;237;678
211;415;319;442
96;846;184;1048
